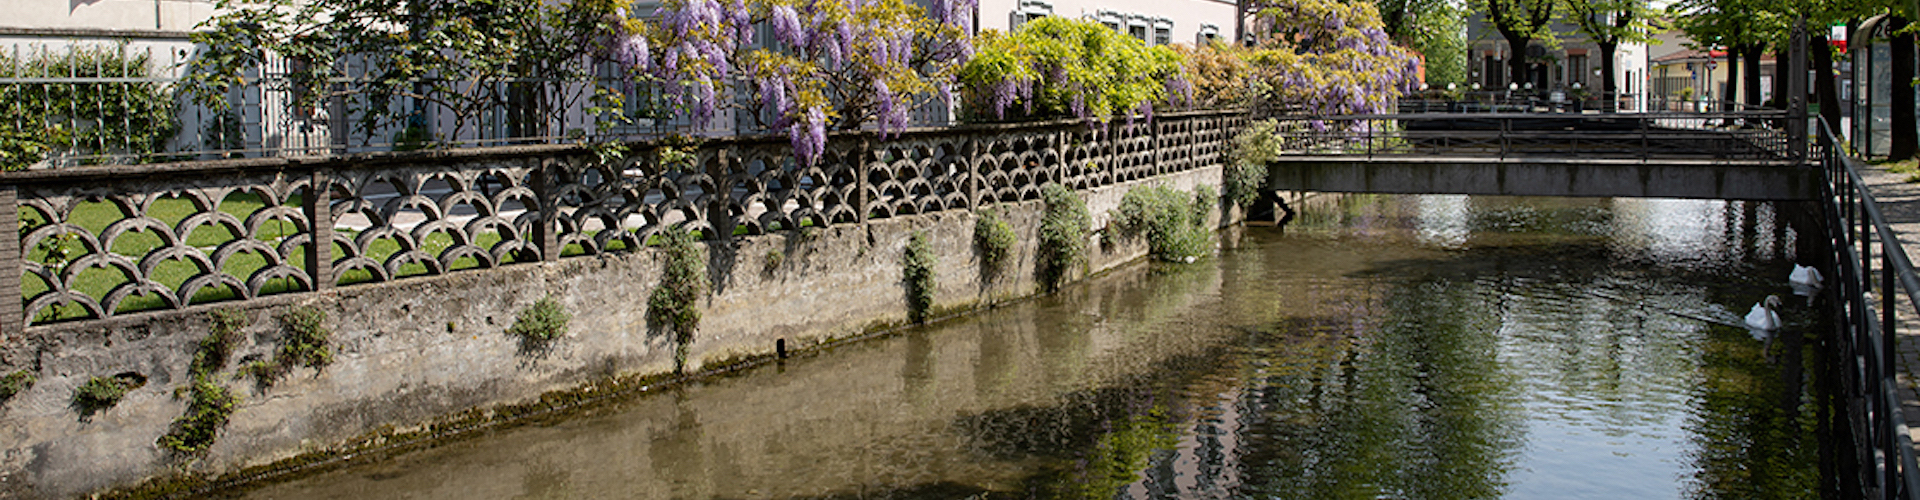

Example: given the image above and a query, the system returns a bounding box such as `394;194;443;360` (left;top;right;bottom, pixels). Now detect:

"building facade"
1464;11;1650;110
976;0;1237;46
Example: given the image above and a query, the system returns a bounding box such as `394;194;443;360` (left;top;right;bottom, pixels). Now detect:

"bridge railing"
1815;116;1920;500
1263;111;1793;161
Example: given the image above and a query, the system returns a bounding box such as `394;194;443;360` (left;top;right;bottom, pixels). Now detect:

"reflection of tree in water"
1229;273;1522;500
1683;325;1823;500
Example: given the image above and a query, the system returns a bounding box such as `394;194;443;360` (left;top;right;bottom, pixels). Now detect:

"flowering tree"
643;0;975;165
957;17;1191;125
1170;42;1255;110
1243;0;1420;119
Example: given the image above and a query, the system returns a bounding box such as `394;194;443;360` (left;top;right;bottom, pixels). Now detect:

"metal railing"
1815;115;1920;500
1262;111;1794;161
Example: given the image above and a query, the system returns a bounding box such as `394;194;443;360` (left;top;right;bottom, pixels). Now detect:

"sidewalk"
1853;163;1920;443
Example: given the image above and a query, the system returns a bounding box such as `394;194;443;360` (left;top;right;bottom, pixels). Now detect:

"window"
1198;23;1219;44
1011;0;1051;28
1569;55;1588;88
1152;18;1172;46
1093;10;1124;33
1127;15;1151;42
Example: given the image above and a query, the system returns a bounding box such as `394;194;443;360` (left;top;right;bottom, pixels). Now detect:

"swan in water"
1745;295;1783;332
1790;264;1824;296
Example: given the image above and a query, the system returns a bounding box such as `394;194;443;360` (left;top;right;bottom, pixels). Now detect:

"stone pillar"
305;168;335;290
532;157;560;261
707;147;735;240
0;185;22;335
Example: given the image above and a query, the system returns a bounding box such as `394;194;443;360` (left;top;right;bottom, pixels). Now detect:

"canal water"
236;194;1834;500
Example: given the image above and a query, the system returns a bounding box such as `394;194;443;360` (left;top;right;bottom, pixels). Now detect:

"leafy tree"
1562;0;1662;111
957;16;1190;125
1170;42;1255;109
185;0;636;147
1243;0;1420;118
1375;0;1469;86
645;0;975;166
0;45;179;169
1472;0;1557;90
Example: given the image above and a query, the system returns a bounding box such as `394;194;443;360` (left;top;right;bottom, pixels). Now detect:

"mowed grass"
19;192;804;323
21;193;526;322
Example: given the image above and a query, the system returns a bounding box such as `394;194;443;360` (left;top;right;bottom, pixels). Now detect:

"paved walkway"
1854;163;1920;443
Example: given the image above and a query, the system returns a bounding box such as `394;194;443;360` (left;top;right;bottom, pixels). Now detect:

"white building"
978;0;1237;46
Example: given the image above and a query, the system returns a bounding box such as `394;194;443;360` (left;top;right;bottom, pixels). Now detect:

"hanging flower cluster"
1243;0;1419;118
646;0;975;166
958;17;1192;126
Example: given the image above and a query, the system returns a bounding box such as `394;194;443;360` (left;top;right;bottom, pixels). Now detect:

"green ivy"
973;207;1018;281
0;44;180;170
1038;183;1091;292
191;309;250;379
1110;184;1215;262
647;230;708;370
902;231;937;323
508;295;572;342
1225;120;1283;209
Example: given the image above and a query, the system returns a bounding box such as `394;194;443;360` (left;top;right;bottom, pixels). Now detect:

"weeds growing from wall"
1110;184;1217;262
0;369;36;403
73;375;136;416
246;306;333;388
508;295;572;345
763;249;785;276
903;231;937;323
973;207;1017;284
1225;120;1282;209
1038;183;1091;292
157;376;240;456
647;230;708;371
160;309;251;456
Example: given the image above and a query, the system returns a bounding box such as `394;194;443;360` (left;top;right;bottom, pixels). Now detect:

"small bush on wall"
903;231;937;323
1038;183;1090;292
508;295;572;343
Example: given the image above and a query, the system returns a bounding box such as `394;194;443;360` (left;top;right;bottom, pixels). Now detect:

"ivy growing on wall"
0;44;180;170
1225;120;1285;209
1037;183;1090;292
647;230;708;371
1110;184;1216;262
902;231;937;323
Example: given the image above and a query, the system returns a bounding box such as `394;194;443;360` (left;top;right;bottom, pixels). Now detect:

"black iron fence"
1815;116;1920;500
1261;111;1794;161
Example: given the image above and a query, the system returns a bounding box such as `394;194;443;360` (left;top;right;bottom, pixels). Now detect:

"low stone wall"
0;164;1230;499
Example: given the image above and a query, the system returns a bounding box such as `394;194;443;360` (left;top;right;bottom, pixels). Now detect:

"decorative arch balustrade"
0;110;1246;330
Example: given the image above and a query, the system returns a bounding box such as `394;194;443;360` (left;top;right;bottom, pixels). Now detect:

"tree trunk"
1601;41;1619;112
1814;34;1841;132
1725;46;1740;112
1741;44;1763;108
1504;32;1531;94
1772;47;1789;111
1892;16;1917;159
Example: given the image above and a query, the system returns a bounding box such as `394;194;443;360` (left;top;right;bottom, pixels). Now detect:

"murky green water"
237;195;1833;500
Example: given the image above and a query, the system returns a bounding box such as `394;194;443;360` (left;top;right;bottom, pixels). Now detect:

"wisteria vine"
958;17;1192;126
1243;0;1420;120
644;0;975;166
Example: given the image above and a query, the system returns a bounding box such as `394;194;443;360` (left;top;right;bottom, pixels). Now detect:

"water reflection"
237;195;1828;500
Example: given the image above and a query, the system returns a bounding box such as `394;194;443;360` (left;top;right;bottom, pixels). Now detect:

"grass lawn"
1879;158;1920;183
18;192;805;323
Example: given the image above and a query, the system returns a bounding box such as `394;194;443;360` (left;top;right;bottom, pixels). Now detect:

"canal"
234;194;1834;499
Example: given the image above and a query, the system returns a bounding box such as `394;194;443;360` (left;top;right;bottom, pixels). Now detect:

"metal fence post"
305;167;335;290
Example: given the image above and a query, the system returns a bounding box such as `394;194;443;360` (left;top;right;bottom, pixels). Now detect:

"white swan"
1744;295;1783;332
1790;264;1824;297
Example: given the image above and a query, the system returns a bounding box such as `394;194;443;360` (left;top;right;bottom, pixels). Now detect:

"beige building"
979;0;1237;45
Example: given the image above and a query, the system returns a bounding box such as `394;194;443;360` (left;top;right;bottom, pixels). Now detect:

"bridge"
1265;111;1817;200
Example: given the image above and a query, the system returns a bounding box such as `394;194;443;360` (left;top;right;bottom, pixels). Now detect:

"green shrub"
0;369;36;403
647;230;708;368
903;231;937;323
1225;120;1282;209
508;295;571;342
973;208;1018;280
764;248;785;275
73;376;132;414
1038;183;1091;292
958;16;1186;123
157;377;240;455
1110;184;1215;262
0;45;181;170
